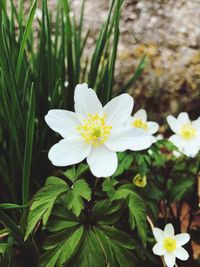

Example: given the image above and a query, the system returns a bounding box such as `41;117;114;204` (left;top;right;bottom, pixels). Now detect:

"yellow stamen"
180;124;196;140
77;113;112;147
163;237;177;252
132;119;148;130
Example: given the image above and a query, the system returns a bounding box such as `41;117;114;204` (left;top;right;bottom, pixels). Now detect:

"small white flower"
45;83;137;178
167;112;200;157
152;223;190;267
128;109;159;151
64;81;69;87
34;8;42;21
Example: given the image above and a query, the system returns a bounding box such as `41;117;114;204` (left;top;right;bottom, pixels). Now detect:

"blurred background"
16;0;200;128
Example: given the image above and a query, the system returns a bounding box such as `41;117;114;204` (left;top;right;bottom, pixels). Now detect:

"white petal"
164;252;176;267
174;247;189;261
129;135;154;151
103;94;134;128
74;83;103;122
177;112;190;124
164;224;175;237
147;122;159;134
48;139;91;166
152;243;165;256
133;109;147;122
192;117;200;129
174;233;190;246
86;145;117;178
183;143;199;157
169;134;185;149
45;110;79;139
105;128;138;152
153;228;164;243
167;115;180;133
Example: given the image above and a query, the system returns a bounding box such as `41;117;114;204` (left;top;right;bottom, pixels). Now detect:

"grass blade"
120;55;147;93
22;84;35;205
16;0;37;81
0;203;28;210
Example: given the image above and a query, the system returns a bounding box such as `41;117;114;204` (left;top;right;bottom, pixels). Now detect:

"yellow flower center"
163;237;177;252
77;113;112;147
180;124;196;140
132;119;148;130
133;174;147;187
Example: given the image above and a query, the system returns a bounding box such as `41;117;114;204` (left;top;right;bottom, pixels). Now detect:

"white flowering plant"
0;0;199;267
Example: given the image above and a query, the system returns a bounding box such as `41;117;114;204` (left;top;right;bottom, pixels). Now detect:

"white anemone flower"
153;223;190;267
45;83;139;178
128;109;159;150
167;112;200;157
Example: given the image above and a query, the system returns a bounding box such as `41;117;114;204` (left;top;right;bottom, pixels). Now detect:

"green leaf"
120;55;147;93
68;229;106;267
111;240;139;267
128;193;147;247
65;179;91;217
91;199;122;225
170;178;194;201
102;178;118;199
58;226;84;265
64;164;89;182
41;226;84;267
99;225;135;250
112;189;147;246
0;203;28;210
25;177;69;240
16;0;37;81
22;84;35;205
47;203;82;232
94;227;117;266
94;226;139;267
113;152;133;177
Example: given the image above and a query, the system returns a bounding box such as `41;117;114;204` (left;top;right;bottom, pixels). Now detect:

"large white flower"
167;112;200;157
128;109;159;151
45;83;138;178
153;223;190;267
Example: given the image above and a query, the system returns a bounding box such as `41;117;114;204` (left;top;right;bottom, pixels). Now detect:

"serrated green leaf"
25;177;69;240
68;229;106;267
99;225;135;250
113;153;133;177
128;193;147;247
170;178;194;201
65;179;91;217
102;178;117;199
111;188;147;246
41;226;84;267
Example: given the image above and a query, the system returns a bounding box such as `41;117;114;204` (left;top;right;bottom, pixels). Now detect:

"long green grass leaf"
120;55;147;93
22;84;35;205
16;0;37;81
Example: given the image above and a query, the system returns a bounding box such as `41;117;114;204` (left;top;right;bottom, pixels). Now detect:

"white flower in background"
45;83;140;178
153;223;190;267
64;81;69;87
34;8;42;21
167;112;200;157
128;109;159;151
